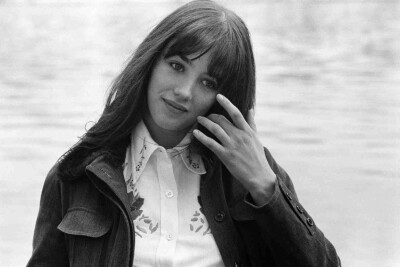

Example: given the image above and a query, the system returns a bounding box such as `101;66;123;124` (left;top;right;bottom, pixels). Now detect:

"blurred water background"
0;0;399;266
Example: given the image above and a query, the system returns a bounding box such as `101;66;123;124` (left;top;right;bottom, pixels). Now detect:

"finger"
193;129;225;156
197;116;231;145
247;108;257;132
216;94;251;131
207;113;235;135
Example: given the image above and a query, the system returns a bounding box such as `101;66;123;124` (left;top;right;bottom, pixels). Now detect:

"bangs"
164;25;243;91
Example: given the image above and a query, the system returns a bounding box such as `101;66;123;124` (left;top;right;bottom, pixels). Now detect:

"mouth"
163;98;188;112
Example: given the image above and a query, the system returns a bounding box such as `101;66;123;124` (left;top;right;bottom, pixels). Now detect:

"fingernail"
193;129;199;135
217;94;224;101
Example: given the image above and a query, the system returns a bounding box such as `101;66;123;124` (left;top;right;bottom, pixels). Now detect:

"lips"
163;98;188;112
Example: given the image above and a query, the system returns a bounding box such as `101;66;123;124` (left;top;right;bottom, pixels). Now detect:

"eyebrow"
179;55;191;64
178;54;204;64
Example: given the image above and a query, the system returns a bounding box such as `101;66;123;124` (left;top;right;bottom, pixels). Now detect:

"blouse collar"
123;121;206;184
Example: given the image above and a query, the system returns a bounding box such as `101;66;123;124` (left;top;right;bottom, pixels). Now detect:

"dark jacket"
27;148;340;267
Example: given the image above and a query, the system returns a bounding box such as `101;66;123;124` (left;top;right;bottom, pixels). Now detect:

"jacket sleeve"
27;164;69;267
231;148;341;267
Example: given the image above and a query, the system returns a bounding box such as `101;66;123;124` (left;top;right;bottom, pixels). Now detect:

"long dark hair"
59;0;256;177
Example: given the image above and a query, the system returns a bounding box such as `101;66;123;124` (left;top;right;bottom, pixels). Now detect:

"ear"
247;108;257;132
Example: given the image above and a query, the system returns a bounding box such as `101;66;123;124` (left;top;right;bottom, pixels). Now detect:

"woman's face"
145;51;218;133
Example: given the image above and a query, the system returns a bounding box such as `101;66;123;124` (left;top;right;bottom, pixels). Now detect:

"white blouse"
123;121;225;267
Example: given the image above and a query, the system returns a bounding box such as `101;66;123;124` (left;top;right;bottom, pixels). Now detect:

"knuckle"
242;136;252;146
224;149;233;159
225;150;236;159
234;132;250;144
243;132;253;142
209;124;219;133
232;112;241;121
216;114;225;121
210;114;224;123
208;113;218;120
206;140;215;149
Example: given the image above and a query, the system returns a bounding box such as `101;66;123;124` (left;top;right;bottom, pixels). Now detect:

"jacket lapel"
85;154;135;267
200;157;245;267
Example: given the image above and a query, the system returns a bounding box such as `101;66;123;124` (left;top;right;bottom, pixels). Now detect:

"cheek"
195;92;217;115
147;63;169;97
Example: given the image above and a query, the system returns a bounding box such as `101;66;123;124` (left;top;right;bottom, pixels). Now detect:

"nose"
173;76;196;101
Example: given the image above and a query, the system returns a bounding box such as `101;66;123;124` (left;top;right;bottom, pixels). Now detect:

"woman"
28;1;340;266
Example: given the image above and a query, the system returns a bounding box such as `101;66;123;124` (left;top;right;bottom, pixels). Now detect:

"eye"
170;62;184;72
202;79;217;90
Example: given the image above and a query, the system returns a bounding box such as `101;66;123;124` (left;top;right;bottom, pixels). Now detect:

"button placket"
155;149;178;265
165;190;174;198
166;233;174;241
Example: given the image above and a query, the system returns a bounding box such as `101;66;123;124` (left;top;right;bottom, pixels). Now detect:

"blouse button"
214;211;226;222
165;190;174;198
306;217;314;226
166;233;174;241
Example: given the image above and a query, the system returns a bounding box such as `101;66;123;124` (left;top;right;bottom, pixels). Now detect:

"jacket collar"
85;154;131;214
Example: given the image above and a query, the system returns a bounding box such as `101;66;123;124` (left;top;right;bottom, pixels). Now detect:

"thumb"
247;108;257;132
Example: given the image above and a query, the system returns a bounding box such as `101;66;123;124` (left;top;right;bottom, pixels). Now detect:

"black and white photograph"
0;0;399;266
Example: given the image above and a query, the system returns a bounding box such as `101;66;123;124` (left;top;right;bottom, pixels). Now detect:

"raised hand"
193;94;276;205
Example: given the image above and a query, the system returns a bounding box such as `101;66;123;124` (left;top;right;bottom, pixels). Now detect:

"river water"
0;1;399;266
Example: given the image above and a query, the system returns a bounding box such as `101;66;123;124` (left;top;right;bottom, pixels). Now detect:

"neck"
143;114;190;149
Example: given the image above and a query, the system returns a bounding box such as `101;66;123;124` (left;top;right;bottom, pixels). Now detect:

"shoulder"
41;161;63;195
56;147;124;181
40;154;114;217
40;149;109;200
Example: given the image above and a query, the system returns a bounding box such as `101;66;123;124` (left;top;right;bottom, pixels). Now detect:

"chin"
157;120;191;132
158;118;190;132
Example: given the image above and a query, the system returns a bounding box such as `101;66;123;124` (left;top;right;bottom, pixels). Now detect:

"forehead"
163;36;213;61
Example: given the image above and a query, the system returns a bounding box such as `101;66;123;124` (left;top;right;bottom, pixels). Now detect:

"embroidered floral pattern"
189;207;211;236
135;139;146;172
127;185;159;238
135;214;159;238
128;192;143;220
125;161;159;239
186;150;200;169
